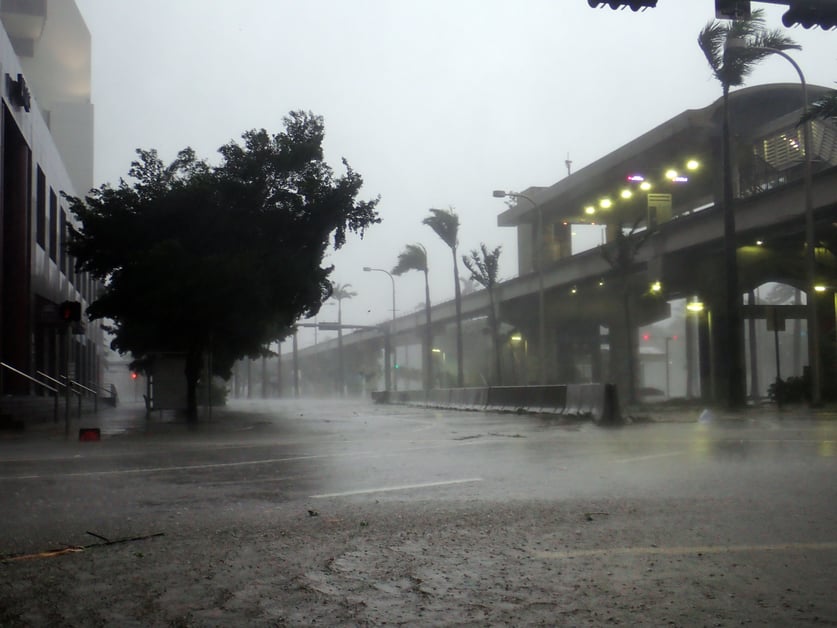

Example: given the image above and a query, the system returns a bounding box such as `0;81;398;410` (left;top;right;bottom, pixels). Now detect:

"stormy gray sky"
75;1;835;347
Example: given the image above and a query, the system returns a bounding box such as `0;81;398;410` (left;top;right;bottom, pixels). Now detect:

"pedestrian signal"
58;300;82;322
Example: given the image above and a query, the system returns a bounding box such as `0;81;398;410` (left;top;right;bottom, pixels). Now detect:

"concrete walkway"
2;397;834;448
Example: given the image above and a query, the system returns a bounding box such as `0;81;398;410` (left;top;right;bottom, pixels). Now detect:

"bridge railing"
374;383;620;425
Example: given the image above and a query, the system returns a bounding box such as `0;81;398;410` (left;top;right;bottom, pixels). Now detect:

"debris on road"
0;532;164;563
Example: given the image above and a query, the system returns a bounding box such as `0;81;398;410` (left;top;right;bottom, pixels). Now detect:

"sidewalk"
625;400;837;423
0;400;234;443
2;397;835;448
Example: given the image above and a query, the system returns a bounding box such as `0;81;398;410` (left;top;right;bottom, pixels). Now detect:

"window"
36;167;45;248
48;188;57;262
60;209;67;275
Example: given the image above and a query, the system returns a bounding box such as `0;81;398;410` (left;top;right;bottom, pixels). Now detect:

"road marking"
612;450;687;464
535;541;837;560
0;441;490;481
310;478;483;499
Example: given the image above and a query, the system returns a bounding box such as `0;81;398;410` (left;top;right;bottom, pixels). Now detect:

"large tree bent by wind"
67;111;380;419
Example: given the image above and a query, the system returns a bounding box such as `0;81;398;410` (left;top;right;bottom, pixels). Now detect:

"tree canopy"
67;111;380;417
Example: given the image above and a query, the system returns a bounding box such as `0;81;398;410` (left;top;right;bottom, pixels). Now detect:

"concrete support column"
697;308;714;403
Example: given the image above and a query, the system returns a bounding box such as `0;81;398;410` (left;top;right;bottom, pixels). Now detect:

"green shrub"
768;375;808;405
197;378;228;407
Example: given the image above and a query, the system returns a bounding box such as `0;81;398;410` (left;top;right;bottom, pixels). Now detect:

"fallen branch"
1;532;164;563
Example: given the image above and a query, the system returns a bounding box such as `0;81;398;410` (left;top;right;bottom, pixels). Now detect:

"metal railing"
37;371;100;415
70;379;99;413
1;361;60;423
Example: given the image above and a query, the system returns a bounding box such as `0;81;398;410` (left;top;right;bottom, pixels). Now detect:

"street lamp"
363;266;397;392
726;40;820;406
493;189;546;384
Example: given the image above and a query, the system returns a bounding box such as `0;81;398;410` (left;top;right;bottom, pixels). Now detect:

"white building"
0;0;104;398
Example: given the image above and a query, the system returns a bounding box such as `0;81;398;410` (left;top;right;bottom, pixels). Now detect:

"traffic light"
715;0;750;20
58;300;81;322
782;1;837;29
587;1;657;9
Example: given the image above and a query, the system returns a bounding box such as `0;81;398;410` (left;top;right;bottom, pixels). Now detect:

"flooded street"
1;399;836;625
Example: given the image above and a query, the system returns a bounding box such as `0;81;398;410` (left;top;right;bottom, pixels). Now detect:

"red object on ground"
78;428;101;442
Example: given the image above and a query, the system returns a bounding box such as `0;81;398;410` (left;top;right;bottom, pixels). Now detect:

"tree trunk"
622;287;637;405
452;247;464;387
488;289;502;385
721;85;746;408
184;348;202;421
423;270;433;391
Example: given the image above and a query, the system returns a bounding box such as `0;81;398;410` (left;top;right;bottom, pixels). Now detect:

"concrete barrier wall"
374;383;620;424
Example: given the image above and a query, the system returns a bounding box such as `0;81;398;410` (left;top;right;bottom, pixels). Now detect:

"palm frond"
422;207;459;250
392;243;427;276
462;243;501;290
697;9;798;90
800;91;837;124
331;281;356;300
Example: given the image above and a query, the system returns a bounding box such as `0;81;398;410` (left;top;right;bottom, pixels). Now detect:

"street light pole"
493;189;546;384
363;266;397;392
728;43;820;406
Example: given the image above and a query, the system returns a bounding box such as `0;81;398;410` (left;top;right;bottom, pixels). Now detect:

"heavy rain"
1;1;837;625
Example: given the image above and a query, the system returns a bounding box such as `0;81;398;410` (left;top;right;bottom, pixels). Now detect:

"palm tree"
423;207;464;387
463;244;503;385
331;281;356;396
392;244;433;391
698;9;798;409
800;91;837;124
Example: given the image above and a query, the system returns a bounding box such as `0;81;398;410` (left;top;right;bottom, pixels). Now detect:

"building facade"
0;0;104;396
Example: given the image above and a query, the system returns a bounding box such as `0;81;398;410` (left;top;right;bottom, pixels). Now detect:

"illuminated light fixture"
686;159;700;171
756;240;764;246
570;286;578;295
598;279;605;287
639;181;652;191
672;176;689;183
650;281;662;293
665;169;678;180
599;198;612;209
620;189;633;199
626;174;645;182
510;333;523;343
431;348;442;353
686;301;704;313
584;205;596;215
814;285;827;293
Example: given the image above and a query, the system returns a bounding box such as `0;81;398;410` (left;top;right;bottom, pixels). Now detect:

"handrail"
3;362;58;394
2;362;60;424
70;380;98;396
70;379;99;413
36;372;101;414
36;370;66;392
89;381;116;397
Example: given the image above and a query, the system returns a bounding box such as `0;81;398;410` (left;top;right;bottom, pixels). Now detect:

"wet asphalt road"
1;398;836;625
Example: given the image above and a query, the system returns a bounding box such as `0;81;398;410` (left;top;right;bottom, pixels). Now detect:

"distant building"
0;0;105;395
